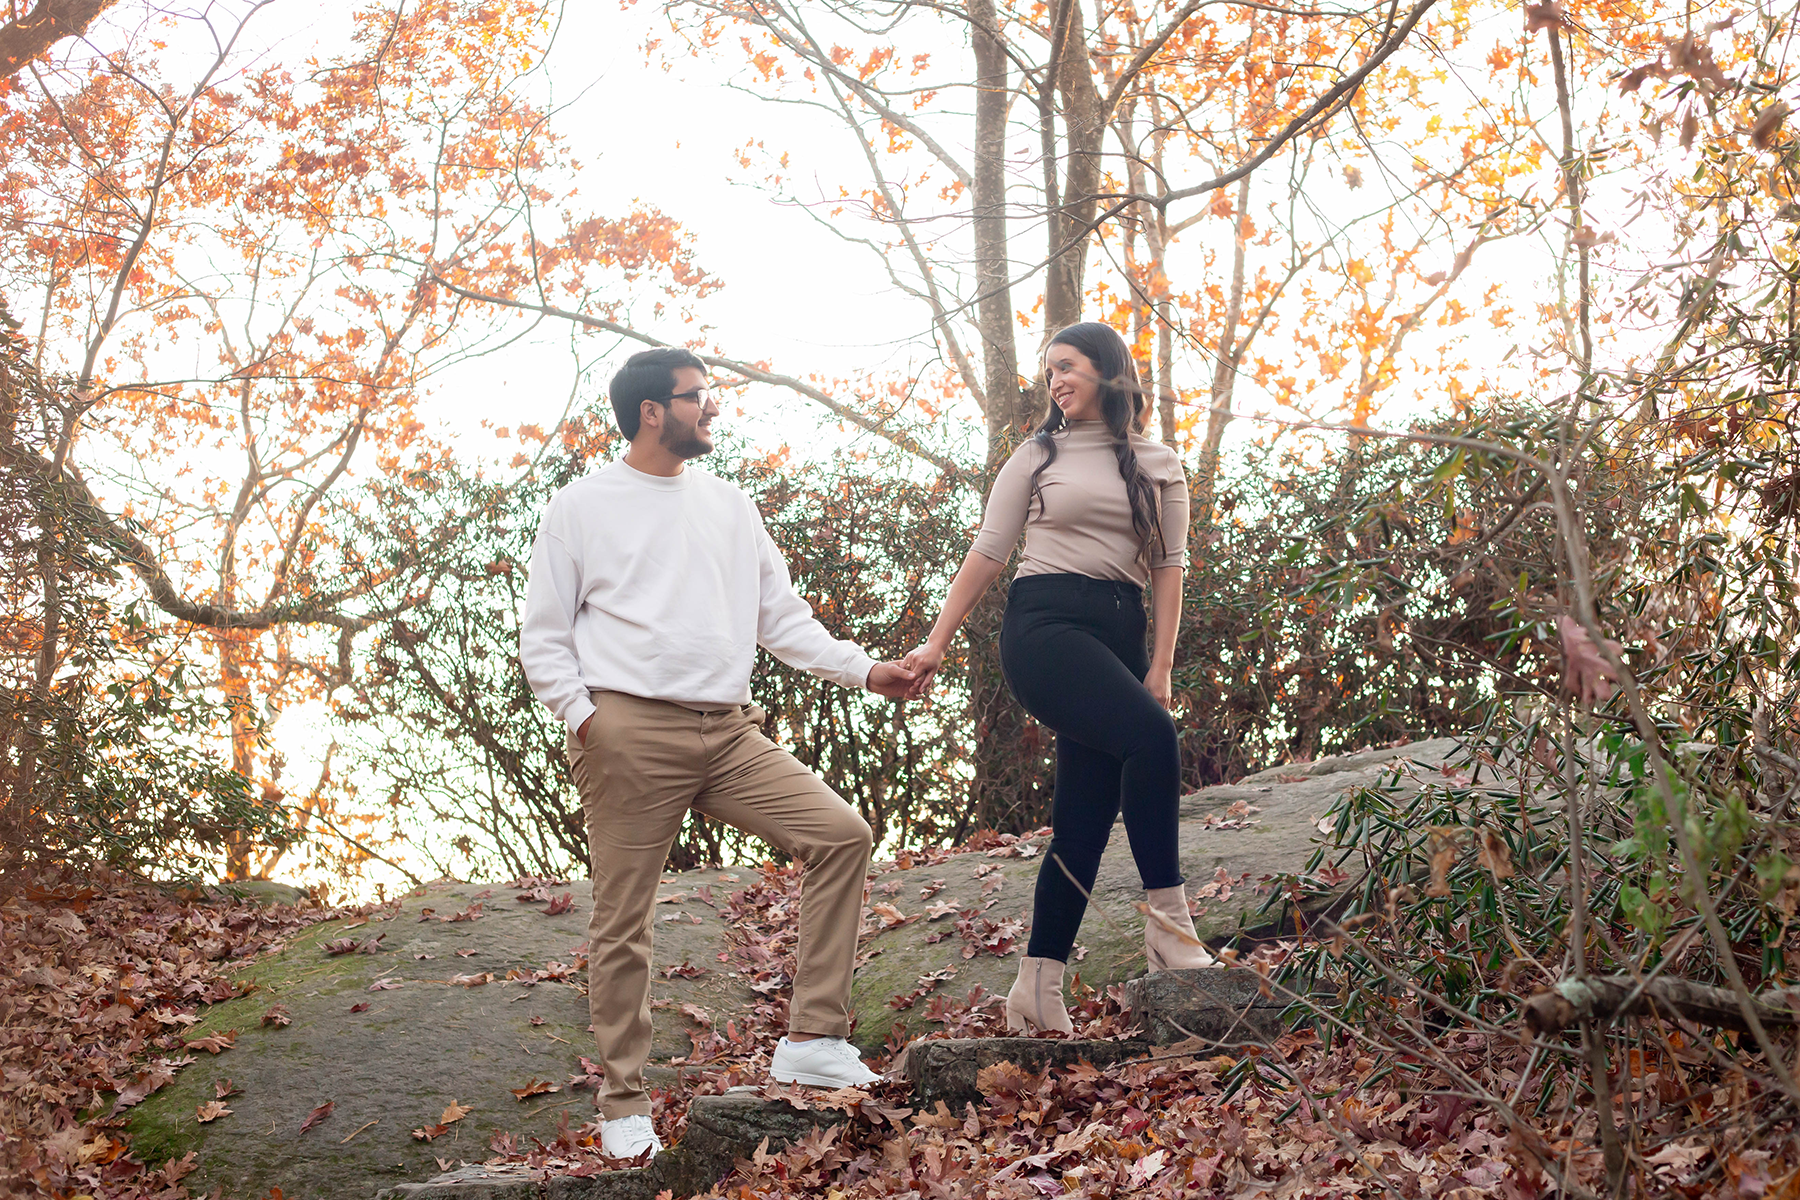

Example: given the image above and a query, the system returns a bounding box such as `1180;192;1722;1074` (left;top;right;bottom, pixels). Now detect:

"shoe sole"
770;1068;879;1089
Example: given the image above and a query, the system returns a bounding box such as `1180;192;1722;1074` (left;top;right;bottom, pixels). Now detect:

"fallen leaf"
545;892;575;916
196;1101;230;1123
448;972;492;987
455;948;479;958
412;1123;450;1142
871;902;910;929
440;1100;473;1125
184;1030;236;1055
348;1003;370;1013
299;1100;334;1134
512;1078;561;1100
261;1004;292;1028
368;978;403;991
214;1079;242;1099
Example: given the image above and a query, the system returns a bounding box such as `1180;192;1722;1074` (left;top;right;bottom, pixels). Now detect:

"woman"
903;321;1210;1034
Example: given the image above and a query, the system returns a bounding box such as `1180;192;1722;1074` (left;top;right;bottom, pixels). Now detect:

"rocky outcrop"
123;739;1461;1199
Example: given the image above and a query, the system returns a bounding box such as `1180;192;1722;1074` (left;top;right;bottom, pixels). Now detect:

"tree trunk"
1194;173;1252;521
0;0;119;80
1042;0;1104;335
964;0;1051;834
217;628;260;879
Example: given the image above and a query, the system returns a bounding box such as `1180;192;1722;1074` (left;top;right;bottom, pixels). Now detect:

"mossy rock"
128;873;752;1200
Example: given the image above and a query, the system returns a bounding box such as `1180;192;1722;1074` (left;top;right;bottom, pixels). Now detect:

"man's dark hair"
609;347;707;439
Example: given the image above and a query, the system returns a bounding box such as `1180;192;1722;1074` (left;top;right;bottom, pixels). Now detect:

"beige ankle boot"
1005;956;1074;1034
1143;885;1217;971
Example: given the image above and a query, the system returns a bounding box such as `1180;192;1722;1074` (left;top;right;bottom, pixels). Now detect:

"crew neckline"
615;457;692;489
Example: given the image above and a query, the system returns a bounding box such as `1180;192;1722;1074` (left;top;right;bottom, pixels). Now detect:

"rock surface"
128;871;753;1200
124;739;1460;1198
846;738;1459;1051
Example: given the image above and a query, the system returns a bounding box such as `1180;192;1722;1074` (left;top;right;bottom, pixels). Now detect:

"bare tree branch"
428;275;965;478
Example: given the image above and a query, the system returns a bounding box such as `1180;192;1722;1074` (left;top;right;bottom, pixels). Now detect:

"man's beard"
659;416;711;459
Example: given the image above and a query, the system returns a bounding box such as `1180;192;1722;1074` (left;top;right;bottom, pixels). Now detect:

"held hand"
576;714;594;746
1146;665;1173;711
901;642;945;700
866;660;919;699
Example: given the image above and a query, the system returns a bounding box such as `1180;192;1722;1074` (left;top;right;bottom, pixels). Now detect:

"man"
519;346;914;1159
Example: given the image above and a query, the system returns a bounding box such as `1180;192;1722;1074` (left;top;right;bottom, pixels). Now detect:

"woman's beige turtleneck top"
969;421;1188;586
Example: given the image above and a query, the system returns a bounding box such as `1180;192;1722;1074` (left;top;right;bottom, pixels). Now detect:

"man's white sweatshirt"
519;459;876;735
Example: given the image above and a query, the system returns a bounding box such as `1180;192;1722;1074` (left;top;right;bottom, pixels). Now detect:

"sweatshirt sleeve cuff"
564;694;597;739
844;652;878;691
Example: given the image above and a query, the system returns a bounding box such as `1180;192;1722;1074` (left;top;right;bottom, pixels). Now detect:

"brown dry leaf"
1667;32;1727;88
1343;165;1363;189
195;1100;231;1123
1477;828;1516;880
1425;827;1467;897
1752;101;1791;149
368;978;403;991
1680;107;1701;149
511;1078;561;1100
441;1099;473;1125
1557;614;1622;706
299;1099;335;1134
448;972;492;987
544;892;575;916
412;1122;450;1142
214;1078;242;1099
1524;1;1566;32
870;902;909;929
184;1029;236;1054
261;1003;292;1028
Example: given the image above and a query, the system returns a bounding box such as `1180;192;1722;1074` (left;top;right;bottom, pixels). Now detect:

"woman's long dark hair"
1026;322;1163;567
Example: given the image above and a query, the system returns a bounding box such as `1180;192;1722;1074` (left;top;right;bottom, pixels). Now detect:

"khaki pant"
568;690;873;1119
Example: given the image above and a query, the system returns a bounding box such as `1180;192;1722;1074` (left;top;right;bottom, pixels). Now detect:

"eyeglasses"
659;387;712;407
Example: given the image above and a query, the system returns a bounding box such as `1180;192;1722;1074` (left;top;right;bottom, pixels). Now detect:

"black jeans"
1000;573;1184;963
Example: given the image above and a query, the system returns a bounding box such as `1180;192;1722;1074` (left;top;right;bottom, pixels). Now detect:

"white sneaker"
769;1036;880;1089
600;1113;662;1159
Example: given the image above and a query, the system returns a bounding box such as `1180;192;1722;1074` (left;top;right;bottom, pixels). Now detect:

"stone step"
898;1035;1151;1108
379;966;1302;1197
1120;966;1289;1046
372;1087;841;1200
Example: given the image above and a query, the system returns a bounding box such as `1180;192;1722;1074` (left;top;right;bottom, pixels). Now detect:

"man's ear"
639;399;662;433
